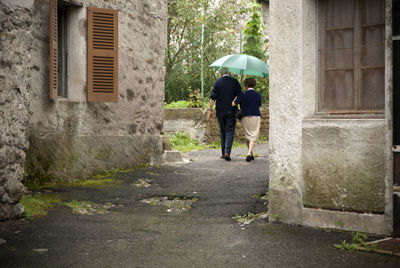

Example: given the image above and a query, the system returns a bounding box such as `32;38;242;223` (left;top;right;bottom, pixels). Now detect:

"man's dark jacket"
210;76;242;112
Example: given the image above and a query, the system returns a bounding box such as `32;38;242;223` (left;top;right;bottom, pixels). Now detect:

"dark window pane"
325;29;354;69
363;0;385;25
360;68;384;109
323;70;354;110
361;26;385;66
393;0;400;36
325;0;355;28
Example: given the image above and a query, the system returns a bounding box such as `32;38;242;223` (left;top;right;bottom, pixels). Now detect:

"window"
49;0;118;102
318;0;385;113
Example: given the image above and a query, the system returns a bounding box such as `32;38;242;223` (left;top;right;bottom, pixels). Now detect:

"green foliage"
334;240;357;251
233;212;257;224
334;232;376;252
165;0;248;103
169;131;208;152
164;100;210;109
188;90;203;108
24;156;56;188
164;100;190;109
243;1;265;60
254;191;269;200
257;135;269;143
274;213;280;222
242;1;269;103
168;131;247;152
20;194;61;219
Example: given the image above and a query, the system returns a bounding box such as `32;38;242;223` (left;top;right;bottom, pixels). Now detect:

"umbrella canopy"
209;54;269;78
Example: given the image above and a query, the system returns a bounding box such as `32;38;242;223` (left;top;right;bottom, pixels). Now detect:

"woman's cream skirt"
241;116;261;142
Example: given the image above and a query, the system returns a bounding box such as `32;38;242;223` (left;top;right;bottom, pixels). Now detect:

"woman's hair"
244;77;256;88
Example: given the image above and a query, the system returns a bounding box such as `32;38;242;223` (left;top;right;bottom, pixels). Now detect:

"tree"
243;0;269;103
165;0;248;103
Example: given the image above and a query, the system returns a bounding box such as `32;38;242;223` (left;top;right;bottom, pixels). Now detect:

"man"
208;67;242;161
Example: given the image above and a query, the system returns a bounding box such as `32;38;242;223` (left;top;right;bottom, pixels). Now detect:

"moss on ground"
24;165;150;190
20;194;62;219
60;177;123;188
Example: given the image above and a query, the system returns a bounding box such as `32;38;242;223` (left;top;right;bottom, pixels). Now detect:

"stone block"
302;121;385;213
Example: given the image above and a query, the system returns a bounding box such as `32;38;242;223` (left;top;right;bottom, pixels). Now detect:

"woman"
233;77;261;162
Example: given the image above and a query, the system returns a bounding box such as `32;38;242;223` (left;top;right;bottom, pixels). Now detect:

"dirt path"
1;144;400;267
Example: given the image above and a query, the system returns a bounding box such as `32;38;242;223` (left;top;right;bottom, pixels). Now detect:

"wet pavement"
1;143;400;267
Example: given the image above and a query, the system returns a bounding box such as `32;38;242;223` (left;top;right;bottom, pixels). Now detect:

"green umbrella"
209;54;269;78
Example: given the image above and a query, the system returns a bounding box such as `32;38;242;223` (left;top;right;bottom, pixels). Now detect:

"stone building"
268;0;398;235
0;0;167;220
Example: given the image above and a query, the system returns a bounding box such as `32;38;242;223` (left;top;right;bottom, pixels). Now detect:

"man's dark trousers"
216;110;236;156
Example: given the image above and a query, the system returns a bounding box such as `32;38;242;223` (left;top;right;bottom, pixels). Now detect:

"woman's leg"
248;141;255;156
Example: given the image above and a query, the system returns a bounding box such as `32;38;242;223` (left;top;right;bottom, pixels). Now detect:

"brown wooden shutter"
49;0;58;99
87;7;118;102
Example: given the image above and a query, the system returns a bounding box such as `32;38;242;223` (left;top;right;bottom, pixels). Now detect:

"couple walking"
208;67;261;162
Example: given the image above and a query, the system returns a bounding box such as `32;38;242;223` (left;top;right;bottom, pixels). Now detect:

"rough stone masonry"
0;0;35;219
0;0;168;220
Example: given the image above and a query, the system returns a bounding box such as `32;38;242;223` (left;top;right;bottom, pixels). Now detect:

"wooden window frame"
50;2;117;102
317;0;385;114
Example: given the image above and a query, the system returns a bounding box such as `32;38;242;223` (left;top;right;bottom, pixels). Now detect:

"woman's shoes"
246;155;255;162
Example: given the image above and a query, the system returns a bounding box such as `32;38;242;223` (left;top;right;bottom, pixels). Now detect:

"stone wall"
25;0;167;180
268;0;391;235
164;107;269;143
0;0;35;219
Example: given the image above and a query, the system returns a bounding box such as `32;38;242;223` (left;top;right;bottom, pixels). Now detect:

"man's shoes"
246;155;252;162
220;155;225;159
250;155;255;160
224;153;231;161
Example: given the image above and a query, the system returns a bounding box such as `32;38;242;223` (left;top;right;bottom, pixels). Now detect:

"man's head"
220;67;230;76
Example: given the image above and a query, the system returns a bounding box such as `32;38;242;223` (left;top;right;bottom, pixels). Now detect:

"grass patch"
169;131;208;152
257;135;269;143
164;100;210;109
168;131;248;153
20;194;62;219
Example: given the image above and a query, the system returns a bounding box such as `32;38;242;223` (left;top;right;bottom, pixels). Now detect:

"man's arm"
234;80;243;105
208;99;215;120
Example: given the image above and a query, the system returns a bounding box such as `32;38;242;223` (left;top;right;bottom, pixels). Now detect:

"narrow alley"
1;144;399;267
